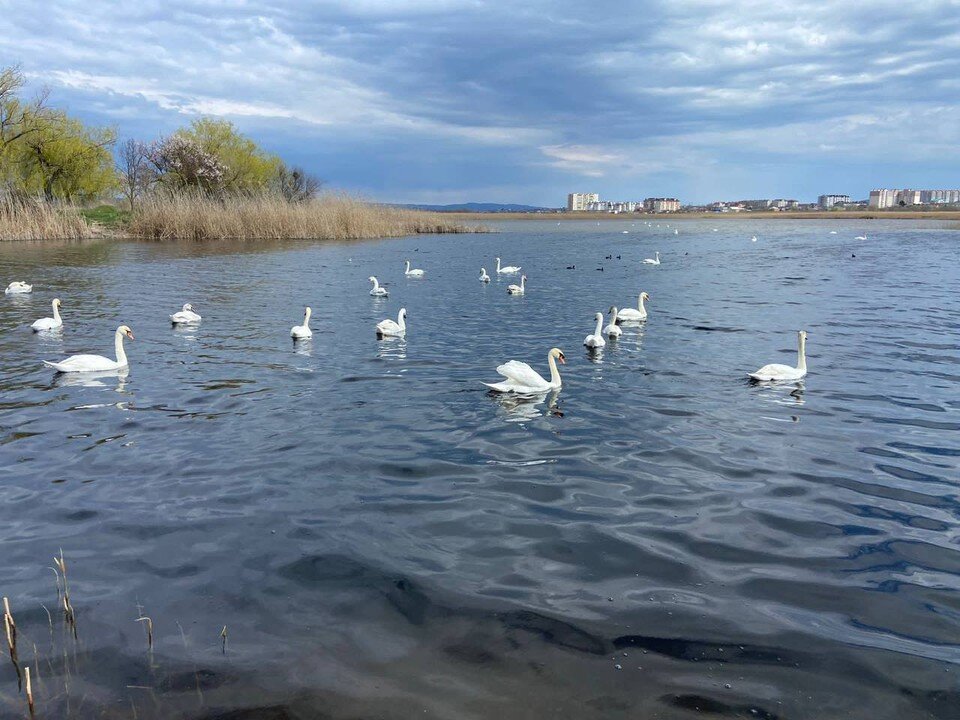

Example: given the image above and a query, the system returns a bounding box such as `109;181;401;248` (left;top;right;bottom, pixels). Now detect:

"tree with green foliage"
1;64;117;201
179;118;283;193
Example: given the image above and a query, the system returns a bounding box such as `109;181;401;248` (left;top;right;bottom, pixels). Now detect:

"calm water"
1;219;959;719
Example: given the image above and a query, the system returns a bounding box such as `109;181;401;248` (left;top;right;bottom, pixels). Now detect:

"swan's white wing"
45;354;119;372
495;360;547;387
377;319;402;333
749;363;800;380
32;318;59;330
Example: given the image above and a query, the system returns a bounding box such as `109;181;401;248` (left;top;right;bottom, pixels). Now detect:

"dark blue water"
1;219;959;719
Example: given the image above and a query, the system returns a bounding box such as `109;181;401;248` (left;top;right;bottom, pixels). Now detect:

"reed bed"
126;193;485;241
0;195;88;241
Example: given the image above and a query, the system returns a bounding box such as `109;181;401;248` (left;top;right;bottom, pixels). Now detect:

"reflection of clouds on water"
53;367;129;393
491;389;562;422
377;335;407;360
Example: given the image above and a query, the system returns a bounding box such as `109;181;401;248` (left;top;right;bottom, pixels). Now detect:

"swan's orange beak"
126;330;135;340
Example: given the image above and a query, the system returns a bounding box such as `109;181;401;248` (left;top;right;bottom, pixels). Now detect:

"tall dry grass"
0;194;88;241
127;192;484;241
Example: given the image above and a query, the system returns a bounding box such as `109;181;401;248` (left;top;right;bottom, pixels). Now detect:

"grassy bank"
1;194;485;242
0;195;89;241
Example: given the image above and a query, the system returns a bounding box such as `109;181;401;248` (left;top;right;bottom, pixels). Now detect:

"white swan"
674;229;678;235
495;257;521;274
291;307;312;338
377;307;406;337
484;347;565;393
642;251;661;265
44;325;133;372
751;235;758;242
749;330;807;381
31;298;63;332
169;303;201;324
617;291;650;322
479;267;491;283
604;306;622;337
855;234;867;240
5;281;32;294
369;276;389;296
507;275;526;295
404;260;425;277
584;312;606;349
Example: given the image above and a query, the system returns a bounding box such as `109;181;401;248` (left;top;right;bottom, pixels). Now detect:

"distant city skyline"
2;1;958;206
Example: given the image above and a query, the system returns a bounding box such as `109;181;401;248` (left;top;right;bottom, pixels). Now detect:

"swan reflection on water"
490;388;563;421
752;378;805;406
52;367;129;392
292;336;313;357
376;335;407;360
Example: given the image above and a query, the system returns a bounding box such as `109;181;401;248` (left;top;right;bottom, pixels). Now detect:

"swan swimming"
5;281;32;294
484;348;565;393
291;307;313;338
495;257;521;274
404;260;425;277
44;325;134;372
854;234;867;240
377;307;407;337
749;330;807;381
617;291;650;322
583;312;606;349
170;303;201;324
369;276;389;296
479;267;491;283
604;306;622;337
31;298;63;332
751;236;758;242
507;275;526;295
642;251;661;265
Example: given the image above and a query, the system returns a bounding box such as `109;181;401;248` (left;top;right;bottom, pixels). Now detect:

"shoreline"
442;210;960;222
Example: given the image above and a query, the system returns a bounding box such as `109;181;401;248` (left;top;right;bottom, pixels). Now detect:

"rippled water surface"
1;219;959;719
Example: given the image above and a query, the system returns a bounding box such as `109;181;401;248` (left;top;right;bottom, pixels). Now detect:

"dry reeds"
126;192;485;241
52;549;76;636
0;194;88;241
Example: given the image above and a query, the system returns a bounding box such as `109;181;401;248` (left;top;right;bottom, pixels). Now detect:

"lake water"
1;218;959;719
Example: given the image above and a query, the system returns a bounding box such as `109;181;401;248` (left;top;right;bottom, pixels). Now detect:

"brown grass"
126;192;486;241
0;195;88;241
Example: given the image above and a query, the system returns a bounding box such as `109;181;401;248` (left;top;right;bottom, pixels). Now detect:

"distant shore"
443;210;960;222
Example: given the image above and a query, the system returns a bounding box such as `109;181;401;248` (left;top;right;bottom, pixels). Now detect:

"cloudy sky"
2;0;959;205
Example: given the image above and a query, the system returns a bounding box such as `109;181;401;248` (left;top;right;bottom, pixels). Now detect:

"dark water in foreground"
1;219;959;719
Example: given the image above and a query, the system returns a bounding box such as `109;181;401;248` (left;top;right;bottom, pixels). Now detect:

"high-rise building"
868;189;897;209
643;197;681;212
567;193;599;211
818;194;850;208
898;189;921;205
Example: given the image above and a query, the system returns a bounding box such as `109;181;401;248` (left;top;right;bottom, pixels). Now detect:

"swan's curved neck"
594;314;603;335
115;331;127;366
548;354;562;387
371;278;379;289
397;311;405;330
405;261;411;271
496;258;501;271
638;294;646;312
797;335;806;371
52;301;60;321
303;308;311;328
520;276;525;290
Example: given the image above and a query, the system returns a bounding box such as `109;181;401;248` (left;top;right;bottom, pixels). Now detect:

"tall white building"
818;194;850;208
868;189;897;209
567;193;599;211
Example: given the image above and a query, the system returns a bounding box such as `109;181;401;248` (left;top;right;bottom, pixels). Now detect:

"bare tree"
117;138;153;210
274;164;323;203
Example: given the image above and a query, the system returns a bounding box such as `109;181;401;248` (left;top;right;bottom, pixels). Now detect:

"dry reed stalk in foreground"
0;196;88;241
4;596;21;690
25;666;33;717
126;193;485;241
136;616;153;650
52;550;76;636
